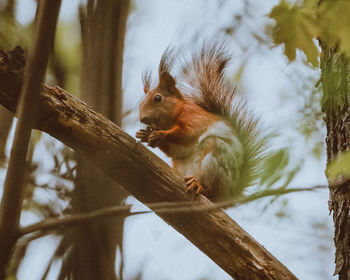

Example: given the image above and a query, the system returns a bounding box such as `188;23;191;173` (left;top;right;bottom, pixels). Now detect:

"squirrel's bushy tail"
180;42;266;192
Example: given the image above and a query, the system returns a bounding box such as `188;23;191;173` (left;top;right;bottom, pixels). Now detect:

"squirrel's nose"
140;116;151;124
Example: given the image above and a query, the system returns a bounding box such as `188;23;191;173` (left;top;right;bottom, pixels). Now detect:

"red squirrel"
136;43;264;201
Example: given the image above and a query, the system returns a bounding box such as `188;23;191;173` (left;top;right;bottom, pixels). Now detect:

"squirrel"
136;43;265;201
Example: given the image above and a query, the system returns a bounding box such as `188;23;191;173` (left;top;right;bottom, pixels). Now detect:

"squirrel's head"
139;71;184;130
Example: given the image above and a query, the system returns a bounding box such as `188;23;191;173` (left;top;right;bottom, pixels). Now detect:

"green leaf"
327;150;350;180
269;0;319;66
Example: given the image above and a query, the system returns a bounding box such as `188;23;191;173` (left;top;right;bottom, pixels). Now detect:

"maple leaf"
269;0;320;66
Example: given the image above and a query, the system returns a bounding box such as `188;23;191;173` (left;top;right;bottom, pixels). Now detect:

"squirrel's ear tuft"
142;69;152;94
159;71;176;93
143;85;150;94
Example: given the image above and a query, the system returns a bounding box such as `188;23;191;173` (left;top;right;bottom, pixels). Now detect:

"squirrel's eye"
153;95;163;102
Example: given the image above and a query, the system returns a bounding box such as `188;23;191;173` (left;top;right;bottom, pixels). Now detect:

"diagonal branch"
0;50;297;280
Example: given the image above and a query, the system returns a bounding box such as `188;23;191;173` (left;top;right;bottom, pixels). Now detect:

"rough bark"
321;44;350;280
0;55;297;280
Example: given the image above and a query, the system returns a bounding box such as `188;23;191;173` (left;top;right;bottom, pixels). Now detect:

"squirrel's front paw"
136;127;152;142
148;131;165;148
185;176;211;197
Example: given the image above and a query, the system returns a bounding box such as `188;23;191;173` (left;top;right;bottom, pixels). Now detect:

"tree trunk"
320;44;350;280
59;1;130;279
0;1;61;278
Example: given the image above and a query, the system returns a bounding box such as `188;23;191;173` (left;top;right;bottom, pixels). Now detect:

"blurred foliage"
22;140;75;219
259;149;290;188
296;77;324;159
0;4;19;50
327;150;350;181
266;0;329;164
274;199;289;219
48;21;81;93
0;1;81;94
238;140;309;208
0;13;21;50
221;0;326;162
4;135;75;277
0;1;33;51
269;0;350;66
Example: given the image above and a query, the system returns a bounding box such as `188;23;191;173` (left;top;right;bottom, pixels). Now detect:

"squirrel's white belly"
170;121;236;178
168;142;201;175
172;149;202;177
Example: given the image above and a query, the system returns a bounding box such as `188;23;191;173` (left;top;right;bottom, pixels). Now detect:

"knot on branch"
0;46;25;112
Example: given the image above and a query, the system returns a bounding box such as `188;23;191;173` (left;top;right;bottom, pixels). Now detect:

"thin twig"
20;184;326;238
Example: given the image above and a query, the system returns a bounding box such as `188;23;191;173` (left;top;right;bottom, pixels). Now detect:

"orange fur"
164;101;220;143
139;70;225;159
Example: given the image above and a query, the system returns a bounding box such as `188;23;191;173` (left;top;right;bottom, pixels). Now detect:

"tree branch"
0;49;298;280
